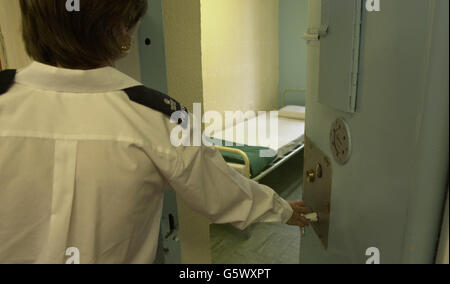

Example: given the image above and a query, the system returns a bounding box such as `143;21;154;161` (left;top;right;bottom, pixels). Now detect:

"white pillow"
278;105;306;120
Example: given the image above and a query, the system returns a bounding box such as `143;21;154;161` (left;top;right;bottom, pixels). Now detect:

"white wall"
201;0;279;128
162;0;211;264
278;0;308;106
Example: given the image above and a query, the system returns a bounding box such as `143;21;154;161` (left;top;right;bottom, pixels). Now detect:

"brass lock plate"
303;136;333;249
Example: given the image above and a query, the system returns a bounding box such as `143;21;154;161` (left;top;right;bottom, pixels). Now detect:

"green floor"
210;152;304;264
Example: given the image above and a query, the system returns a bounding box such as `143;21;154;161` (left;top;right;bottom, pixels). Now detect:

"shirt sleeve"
153;143;294;230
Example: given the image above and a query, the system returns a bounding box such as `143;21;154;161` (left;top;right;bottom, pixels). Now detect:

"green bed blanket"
206;137;277;177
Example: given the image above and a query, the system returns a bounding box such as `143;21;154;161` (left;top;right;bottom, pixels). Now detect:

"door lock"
303;137;333;248
315;163;323;178
306;169;315;183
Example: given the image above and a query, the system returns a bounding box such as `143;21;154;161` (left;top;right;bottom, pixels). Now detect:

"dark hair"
19;0;148;69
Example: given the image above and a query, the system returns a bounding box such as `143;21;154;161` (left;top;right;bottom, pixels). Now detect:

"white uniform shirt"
0;62;293;264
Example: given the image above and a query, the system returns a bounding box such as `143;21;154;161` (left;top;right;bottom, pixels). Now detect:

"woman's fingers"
287;201;312;228
290;201;311;214
298;216;309;227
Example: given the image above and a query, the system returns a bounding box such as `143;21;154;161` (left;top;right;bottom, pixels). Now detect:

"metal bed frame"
216;143;305;181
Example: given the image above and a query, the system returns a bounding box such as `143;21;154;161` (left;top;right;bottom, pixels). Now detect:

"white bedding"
210;109;305;156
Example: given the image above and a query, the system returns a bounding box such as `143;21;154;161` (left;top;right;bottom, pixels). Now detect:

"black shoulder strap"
0;69;17;95
123;85;189;128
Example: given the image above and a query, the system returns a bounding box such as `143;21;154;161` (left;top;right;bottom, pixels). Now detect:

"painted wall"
0;0;31;69
137;0;168;92
300;0;449;264
201;0;279;127
136;0;209;264
133;0;184;264
278;0;308;106
162;0;212;264
163;0;204;110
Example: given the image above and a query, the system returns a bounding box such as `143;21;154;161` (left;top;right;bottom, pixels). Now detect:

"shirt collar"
15;61;142;93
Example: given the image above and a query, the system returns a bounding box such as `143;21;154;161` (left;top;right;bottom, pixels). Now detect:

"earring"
120;36;132;51
121;43;131;51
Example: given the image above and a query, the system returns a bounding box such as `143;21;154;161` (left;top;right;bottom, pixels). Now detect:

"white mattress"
210;112;305;156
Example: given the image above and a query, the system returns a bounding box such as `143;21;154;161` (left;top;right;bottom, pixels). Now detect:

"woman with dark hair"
0;0;309;264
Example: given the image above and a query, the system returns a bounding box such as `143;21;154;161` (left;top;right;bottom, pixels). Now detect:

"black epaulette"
0;69;17;95
123;85;189;128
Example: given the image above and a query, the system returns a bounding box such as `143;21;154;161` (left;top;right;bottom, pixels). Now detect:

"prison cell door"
300;0;449;264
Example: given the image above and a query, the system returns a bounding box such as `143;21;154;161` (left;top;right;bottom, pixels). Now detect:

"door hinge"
302;24;329;42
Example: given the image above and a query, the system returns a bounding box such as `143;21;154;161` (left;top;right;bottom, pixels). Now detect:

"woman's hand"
286;201;311;228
